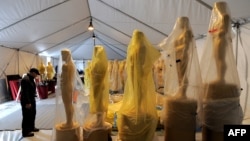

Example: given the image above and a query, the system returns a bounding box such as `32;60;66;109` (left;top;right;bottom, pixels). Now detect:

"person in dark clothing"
20;68;40;137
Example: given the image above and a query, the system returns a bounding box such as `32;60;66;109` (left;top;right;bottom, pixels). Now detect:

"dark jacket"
20;74;37;104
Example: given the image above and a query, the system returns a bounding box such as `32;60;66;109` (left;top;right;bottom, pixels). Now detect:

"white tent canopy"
0;0;250;120
0;0;249;61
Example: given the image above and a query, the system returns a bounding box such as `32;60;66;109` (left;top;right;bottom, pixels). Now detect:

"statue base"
164;97;197;141
202;126;223;141
117;113;158;141
55;122;80;141
164;127;196;141
204;82;239;100
203;82;242;128
82;122;112;141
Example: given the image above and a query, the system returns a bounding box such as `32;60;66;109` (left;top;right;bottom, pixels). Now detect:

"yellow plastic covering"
46;61;55;80
118;60;126;92
84;60;92;95
200;1;243;132
38;61;46;81
110;59;120;93
107;60;113;90
89;45;109;113
38;62;46;75
106;101;123;125
117;29;161;141
82;46;112;139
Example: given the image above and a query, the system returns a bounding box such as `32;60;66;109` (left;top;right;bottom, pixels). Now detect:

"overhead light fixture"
92;33;96;46
92;33;96;39
88;17;94;31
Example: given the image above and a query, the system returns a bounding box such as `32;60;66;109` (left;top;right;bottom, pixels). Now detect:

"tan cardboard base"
55;123;80;141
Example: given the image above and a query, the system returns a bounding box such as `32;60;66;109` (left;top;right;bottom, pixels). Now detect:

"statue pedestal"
202;83;242;141
164;128;196;141
202;126;223;141
117;113;158;141
55;123;80;141
204;83;239;100
82;123;112;141
202;98;242;141
164;98;197;141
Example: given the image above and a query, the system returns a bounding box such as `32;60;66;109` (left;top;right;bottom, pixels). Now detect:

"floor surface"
0;93;248;141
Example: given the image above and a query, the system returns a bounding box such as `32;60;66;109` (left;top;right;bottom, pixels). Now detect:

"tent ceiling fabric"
0;0;250;60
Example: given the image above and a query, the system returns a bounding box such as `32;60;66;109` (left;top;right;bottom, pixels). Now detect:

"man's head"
29;68;40;77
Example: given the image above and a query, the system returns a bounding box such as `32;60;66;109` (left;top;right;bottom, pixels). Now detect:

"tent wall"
0;78;10;103
0;47;42;103
234;23;250;122
0;48;18;79
0;47;42;78
0;0;249;122
195;38;206;61
18;51;41;75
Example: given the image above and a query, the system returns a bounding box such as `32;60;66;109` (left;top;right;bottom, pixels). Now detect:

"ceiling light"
88;17;94;31
92;33;96;46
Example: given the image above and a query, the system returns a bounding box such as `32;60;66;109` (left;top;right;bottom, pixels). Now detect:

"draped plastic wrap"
200;1;243;133
160;17;202;100
106;60;126;127
38;62;46;81
108;60;113;92
159;17;203;141
46;62;55;80
82;46;112;140
153;54;165;95
117;29;161;141
52;48;85;141
110;59;121;94
118;60;126;93
84;61;92;95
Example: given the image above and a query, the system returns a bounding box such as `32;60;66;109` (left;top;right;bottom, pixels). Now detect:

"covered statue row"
51;46;112;141
38;61;56;81
50;29;160;141
50;1;243;141
157;2;242;141
84;57;126;103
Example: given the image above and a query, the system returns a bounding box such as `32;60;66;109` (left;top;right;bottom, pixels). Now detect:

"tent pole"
97;37;125;59
98;0;168;37
0;51;16;78
29;54;38;68
94;17;131;38
196;0;212;10
17;49;19;75
37;31;88;54
83;60;85;71
95;29;127;53
0;0;69;32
